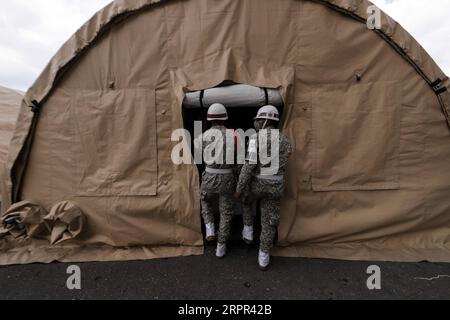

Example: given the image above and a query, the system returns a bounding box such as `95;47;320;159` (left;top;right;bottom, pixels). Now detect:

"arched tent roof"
18;0;450;111
0;86;22;167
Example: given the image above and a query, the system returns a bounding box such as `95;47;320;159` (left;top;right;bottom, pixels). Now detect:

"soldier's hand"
233;192;241;201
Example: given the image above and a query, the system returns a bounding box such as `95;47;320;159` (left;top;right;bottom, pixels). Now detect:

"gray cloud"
372;0;450;76
0;0;111;91
0;0;449;91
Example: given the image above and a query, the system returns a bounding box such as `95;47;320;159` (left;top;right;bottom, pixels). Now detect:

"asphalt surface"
1;240;450;300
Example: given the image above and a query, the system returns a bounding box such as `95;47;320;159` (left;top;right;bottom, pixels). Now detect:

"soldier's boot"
258;250;271;271
242;225;254;245
205;223;217;243
216;243;227;259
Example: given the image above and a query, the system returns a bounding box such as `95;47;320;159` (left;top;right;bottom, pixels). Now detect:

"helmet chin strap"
262;119;268;130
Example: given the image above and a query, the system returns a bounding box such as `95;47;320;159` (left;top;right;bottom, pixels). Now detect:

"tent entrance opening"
182;83;285;244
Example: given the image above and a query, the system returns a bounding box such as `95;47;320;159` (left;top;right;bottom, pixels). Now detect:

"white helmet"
255;105;280;122
207;103;228;121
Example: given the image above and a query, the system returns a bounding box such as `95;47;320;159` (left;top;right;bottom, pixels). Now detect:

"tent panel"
71;89;158;196
311;81;401;191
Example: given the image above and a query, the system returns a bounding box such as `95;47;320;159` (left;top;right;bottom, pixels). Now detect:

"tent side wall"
0;87;22;167
0;86;22;209
1;0;450;264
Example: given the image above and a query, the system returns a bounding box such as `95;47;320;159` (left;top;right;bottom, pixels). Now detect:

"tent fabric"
0;86;22;169
1;0;450;265
1;200;84;245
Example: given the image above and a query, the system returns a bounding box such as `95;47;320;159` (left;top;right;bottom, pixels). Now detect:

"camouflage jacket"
196;125;237;194
237;127;293;195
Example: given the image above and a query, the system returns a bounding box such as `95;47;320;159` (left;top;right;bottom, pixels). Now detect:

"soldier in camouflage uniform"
234;105;293;271
197;103;236;259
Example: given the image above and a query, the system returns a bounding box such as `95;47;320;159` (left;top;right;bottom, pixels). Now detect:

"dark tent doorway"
182;83;285;246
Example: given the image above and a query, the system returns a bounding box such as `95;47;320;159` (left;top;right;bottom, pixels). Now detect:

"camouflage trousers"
242;203;254;227
240;198;279;252
201;192;234;244
259;198;281;253
241;185;255;227
250;179;284;253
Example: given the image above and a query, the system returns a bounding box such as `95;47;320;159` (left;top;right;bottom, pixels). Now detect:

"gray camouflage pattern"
236;127;293;253
238;169;255;227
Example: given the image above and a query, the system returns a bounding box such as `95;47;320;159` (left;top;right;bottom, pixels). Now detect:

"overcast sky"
0;0;449;91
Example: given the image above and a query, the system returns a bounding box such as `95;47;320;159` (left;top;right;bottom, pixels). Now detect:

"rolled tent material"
0;86;22;167
183;84;284;109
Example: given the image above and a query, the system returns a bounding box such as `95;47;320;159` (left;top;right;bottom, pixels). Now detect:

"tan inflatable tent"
1;0;450;265
0;86;22;169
